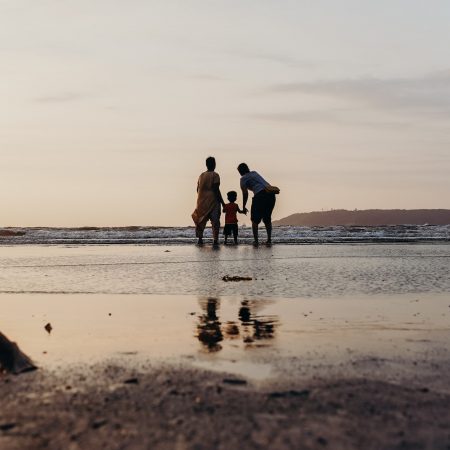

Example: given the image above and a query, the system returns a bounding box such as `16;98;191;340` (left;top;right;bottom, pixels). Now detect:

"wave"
0;225;449;246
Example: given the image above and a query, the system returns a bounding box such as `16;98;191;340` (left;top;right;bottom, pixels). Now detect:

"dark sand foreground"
1;361;450;450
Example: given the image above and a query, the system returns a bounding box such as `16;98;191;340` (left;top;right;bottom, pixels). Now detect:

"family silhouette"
192;157;279;247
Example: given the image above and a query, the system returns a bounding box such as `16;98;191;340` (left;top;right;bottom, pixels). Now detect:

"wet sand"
1;244;450;449
1;292;450;449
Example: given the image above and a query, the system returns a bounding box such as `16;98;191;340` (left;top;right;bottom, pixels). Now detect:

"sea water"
0;244;449;297
1;224;449;246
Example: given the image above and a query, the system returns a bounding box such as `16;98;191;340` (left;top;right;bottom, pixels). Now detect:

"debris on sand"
44;323;52;334
0;332;37;374
124;378;139;385
222;275;253;282
92;418;108;429
0;230;26;237
0;423;17;431
268;389;310;399
223;378;247;385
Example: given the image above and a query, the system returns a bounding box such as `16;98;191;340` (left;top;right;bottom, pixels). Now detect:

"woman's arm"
213;182;225;207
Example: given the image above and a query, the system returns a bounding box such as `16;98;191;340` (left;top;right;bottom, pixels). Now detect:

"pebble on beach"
222;275;253;282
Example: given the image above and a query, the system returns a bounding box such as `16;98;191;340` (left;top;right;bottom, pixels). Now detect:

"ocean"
1;224;449;245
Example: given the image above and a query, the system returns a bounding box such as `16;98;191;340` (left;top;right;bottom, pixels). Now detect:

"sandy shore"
0;292;449;450
1;360;450;450
1;244;449;449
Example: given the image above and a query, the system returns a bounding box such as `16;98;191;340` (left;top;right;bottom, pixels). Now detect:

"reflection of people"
223;191;245;245
196;298;277;351
192;157;225;247
197;298;223;351
238;300;276;343
237;163;279;246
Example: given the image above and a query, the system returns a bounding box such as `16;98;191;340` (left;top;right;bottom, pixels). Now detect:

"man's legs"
262;218;272;243
252;222;259;246
262;194;275;244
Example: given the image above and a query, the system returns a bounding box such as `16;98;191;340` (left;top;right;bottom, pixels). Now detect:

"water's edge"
1;225;449;245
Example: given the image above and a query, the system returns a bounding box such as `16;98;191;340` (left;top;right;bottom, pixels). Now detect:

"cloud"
188;74;228;81
223;48;317;69
34;92;89;103
267;70;450;115
247;109;413;129
244;52;316;68
249;110;339;123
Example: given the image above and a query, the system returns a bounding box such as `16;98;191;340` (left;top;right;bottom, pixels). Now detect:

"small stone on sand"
222;275;252;282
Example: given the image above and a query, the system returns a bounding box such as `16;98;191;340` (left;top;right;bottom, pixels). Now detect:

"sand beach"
0;243;449;449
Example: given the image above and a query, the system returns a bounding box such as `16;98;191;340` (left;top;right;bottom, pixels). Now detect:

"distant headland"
273;209;450;226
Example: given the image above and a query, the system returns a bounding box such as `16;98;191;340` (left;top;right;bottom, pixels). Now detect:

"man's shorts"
251;191;276;224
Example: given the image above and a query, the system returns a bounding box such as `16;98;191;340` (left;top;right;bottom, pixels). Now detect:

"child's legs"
233;225;238;243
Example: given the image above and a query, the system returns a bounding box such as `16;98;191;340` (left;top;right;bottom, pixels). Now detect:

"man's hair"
237;163;250;175
206;156;216;170
227;191;237;202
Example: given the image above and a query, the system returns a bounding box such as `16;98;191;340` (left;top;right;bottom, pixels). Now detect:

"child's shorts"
223;223;238;236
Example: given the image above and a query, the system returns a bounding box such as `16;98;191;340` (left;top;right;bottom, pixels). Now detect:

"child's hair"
227;191;237;202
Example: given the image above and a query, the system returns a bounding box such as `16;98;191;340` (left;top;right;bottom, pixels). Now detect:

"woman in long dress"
192;157;225;246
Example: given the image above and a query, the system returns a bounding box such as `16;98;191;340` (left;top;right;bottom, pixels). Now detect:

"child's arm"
237;206;245;214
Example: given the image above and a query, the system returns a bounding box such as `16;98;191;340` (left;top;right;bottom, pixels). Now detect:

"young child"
223;191;244;244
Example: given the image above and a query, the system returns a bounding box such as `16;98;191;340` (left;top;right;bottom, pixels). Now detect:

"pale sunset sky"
1;1;449;226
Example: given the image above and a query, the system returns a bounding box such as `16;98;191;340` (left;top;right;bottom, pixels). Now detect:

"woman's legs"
210;204;221;246
212;224;219;245
196;221;206;245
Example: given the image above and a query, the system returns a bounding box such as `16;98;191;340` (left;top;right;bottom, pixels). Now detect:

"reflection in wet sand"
197;298;223;352
196;298;279;352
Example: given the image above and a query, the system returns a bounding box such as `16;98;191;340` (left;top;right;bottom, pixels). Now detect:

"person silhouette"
192;157;225;247
237;163;279;246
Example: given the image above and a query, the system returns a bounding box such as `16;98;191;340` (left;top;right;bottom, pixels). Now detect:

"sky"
1;0;449;226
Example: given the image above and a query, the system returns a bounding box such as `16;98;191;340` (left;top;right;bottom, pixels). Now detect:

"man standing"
237;163;279;246
192;157;225;247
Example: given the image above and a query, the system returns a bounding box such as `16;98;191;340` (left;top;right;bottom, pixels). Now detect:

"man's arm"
241;187;249;214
